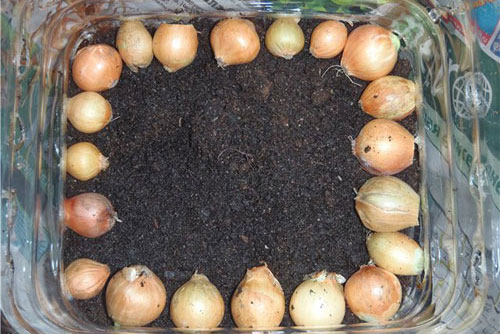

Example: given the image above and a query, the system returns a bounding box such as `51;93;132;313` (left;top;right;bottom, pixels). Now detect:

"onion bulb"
265;18;304;59
170;272;224;329
310;20;347;59
231;264;285;328
210;18;260;67
341;25;400;81
355;176;420;232
359;76;416;120
106;265;167;326
72;44;122;92
289;270;345;326
67;142;109;181
64;258;110;299
66;92;112;133
353;119;414;175
64;192;118;238
153;23;198;73
344;265;402;322
367;232;424;275
116;20;154;72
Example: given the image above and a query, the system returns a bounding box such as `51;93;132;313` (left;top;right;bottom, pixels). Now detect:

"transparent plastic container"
1;0;499;333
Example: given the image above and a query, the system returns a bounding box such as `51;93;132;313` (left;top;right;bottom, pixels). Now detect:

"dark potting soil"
64;18;419;328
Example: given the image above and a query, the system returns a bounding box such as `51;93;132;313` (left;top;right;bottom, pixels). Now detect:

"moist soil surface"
64;17;419;328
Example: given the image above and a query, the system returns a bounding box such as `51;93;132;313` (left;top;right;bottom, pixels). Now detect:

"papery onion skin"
106;265;167;327
210;18;260;67
289;270;345;326
353;119;414;175
72;44;123;92
116;20;154;72
66;92;112;133
265;18;304;59
64;258;110;299
359;76;416;120
66;142;109;181
355;176;420;232
170;272;225;329
231;264;285;328
367;232;424;275
344;265;402;323
153;23;198;72
310;20;347;59
64;192;118;238
341;25;399;81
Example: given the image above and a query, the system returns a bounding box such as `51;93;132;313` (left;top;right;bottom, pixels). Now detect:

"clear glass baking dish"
1;0;499;333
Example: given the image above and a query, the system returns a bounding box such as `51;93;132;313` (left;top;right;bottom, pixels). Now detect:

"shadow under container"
1;0;499;333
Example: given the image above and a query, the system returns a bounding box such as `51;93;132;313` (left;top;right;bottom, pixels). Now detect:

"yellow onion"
116;20;154;72
231;264;285;328
170;272;224;329
66;92;112;133
106;265;167;326
153;23;198;73
66;142;109;181
64;192;118;238
359;76;416;120
210;18;260;67
64;258;110;299
265;18;304;59
289;270;345;326
344;265;402;322
72;44;122;92
355;176;420;232
341;25;400;81
310;20;347;59
367;232;424;275
353;119;414;175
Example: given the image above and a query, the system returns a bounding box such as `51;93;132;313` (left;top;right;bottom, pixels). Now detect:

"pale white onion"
289;270;345;326
66;142;109;181
66;92;112;133
355;176;420;232
367;232;424;275
116;20;154;72
170;272;224;329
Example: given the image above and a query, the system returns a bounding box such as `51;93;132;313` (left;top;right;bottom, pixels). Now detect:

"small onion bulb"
355;176;420;232
64;192;118;238
310;20;347;59
359;76;416;120
289;270;346;326
341;25;400;81
72;44;122;92
352;119;414;175
367;232;424;275
116;20;154;72
210;18;260;67
66;92;112;133
231;264;285;329
265;18;304;59
153;23;198;73
66;142;109;181
344;265;402;322
170;272;225;329
64;258;110;299
106;265;167;326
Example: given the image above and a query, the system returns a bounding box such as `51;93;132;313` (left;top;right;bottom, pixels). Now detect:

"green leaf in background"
330;0;354;6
